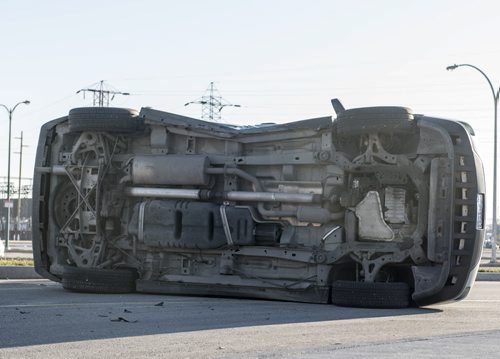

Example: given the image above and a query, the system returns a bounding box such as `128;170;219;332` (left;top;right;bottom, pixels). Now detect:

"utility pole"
14;131;28;240
77;80;130;107
185;82;241;122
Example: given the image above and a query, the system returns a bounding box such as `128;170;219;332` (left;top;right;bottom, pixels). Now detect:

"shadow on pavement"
0;280;441;348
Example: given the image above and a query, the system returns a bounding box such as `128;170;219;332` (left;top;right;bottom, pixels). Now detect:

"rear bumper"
32;117;67;282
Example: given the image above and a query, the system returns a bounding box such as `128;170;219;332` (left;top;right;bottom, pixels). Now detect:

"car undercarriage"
33;100;485;308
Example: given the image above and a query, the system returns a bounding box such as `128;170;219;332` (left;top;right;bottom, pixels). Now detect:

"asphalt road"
0;280;499;358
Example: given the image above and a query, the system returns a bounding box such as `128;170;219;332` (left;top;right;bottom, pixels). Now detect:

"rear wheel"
62;266;137;294
331;280;411;308
68;107;143;133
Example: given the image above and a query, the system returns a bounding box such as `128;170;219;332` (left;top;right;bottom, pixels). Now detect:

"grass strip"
0;258;34;266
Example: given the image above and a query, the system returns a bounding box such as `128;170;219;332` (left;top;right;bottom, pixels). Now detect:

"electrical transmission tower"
185;82;240;122
77;80;130;107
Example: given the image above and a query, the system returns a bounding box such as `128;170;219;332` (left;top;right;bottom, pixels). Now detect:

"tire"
331;280;410;308
336;106;415;136
68;107;144;133
53;180;78;229
62;266;137;294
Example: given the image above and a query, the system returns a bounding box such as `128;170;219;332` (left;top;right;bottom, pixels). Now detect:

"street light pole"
0;100;30;250
447;64;499;263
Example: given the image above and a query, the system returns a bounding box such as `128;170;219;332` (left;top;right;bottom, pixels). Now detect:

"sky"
1;0;500;220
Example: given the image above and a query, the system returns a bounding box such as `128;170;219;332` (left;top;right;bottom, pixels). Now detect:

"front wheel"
331;280;411;308
335;106;415;136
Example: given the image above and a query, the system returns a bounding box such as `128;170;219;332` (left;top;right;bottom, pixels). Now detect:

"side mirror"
330;98;345;115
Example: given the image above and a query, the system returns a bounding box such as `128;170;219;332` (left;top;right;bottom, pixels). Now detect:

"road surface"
0;279;499;358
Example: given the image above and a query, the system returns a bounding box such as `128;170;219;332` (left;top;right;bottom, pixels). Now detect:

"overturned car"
33;100;485;308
